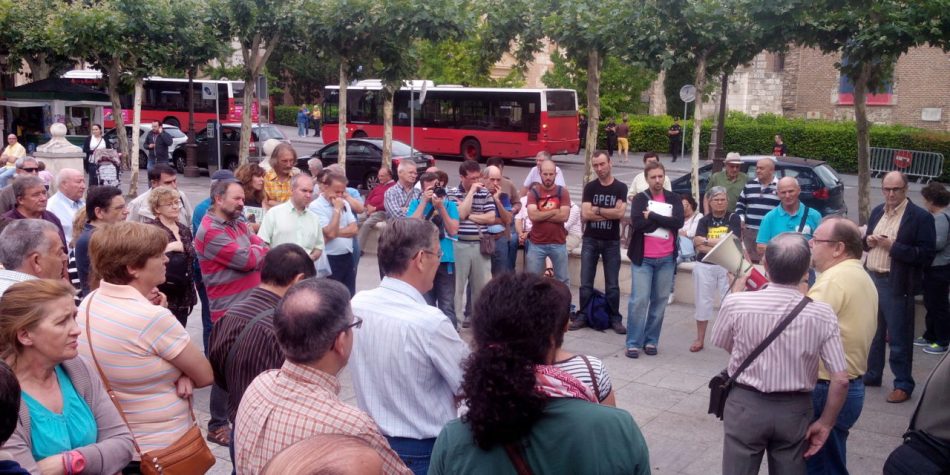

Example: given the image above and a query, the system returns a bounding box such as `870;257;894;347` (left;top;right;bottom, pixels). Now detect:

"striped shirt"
866;198;908;273
448;185;496;239
195;212;268;322
710;284;847;393
735;176;780;229
350;277;470;439
207;288;283;423
383;182;421;220
235;361;411;475
553;354;613;402
77;282;192;452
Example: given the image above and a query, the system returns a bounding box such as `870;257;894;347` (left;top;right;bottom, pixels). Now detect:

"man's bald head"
261;434;384;475
763;232;811;285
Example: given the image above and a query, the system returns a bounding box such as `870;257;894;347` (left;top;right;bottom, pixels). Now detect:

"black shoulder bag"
708;296;811;420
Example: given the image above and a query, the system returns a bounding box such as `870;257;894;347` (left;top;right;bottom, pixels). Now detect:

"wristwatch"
595;207;601;216
703;238;709;246
63;450;86;475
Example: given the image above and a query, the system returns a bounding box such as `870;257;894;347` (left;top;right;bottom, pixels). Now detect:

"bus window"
545;91;576;116
420;97;456;128
323;90;340;124
349;90;380;124
492;100;524;131
458;95;490;130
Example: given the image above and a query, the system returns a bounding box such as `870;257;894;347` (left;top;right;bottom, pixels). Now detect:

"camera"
432;186;447;198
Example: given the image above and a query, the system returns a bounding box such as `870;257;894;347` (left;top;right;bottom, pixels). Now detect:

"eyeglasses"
20;167;39;173
421;248;443;259
342;317;363;332
883;186;906;194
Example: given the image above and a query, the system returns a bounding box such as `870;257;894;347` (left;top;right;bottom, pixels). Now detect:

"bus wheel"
461;139;481;162
353;130;367;138
163;117;181;129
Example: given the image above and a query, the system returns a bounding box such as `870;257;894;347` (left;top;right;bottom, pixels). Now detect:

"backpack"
93;148;121;187
584;289;611;331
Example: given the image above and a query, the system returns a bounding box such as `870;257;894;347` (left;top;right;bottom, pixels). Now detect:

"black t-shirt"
772;142;787;156
695;212;742;262
668;124;682;143
582;179;628;240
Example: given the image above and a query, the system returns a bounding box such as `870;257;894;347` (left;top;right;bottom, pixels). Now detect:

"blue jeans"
807;379;865;475
327;253;356;297
491;233;511;277
865;273;915;394
626;255;675;349
525;240;569;285
507;227;519;271
425;262;456;326
0;167;15;188
385;436;435;475
297;123;307;136
579;237;623;323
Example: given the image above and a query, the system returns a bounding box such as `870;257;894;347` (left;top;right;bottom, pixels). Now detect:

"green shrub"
274;105;298;127
619;115;950;180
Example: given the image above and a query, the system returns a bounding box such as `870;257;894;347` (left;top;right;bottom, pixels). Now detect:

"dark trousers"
723;386;813;475
865;273;916;394
328;253;356;296
491;233;511;277
385;436;436;475
670;141;681;160
424;262;456;326
578;237;623;324
209;384;229;432
922;264;950;346
807;379;866;475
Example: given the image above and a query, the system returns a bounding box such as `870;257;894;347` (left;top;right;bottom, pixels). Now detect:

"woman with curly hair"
429;273;650;474
235;163;266;231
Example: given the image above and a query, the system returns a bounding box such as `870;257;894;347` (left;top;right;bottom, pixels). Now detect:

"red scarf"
534;364;597;403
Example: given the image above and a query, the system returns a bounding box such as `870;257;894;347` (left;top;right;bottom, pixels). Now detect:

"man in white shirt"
627;151;672;200
127;164;193;224
46;168;86;246
310;173;358;296
520;151;566;197
350;218;469;474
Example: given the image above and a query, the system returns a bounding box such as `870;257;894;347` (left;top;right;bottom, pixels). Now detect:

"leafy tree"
3;0;74;81
800;0;950;224
543;51;656;119
214;0;308;166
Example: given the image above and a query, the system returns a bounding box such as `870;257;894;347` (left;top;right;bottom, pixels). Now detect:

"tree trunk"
712;72;728;171
583;49;601;185
854;63;872;225
105;66;131;194
184;69;199;177
689;55;708;204
127;80;144;197
239;71;255;167
24;55;51;81
338;60;348;170
382;84;394;172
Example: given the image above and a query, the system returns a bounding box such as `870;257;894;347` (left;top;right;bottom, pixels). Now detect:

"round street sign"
894;150;913;169
679;85;697;103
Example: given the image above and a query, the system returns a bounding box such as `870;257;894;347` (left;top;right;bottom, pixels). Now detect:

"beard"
225;205;244;221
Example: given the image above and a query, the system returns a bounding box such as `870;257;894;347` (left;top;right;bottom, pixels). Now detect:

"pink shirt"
643;192;675;258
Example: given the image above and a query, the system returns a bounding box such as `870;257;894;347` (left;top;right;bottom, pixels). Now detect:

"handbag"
162;250;192;288
478;225;495;256
708;296;811;420
84;291;216;475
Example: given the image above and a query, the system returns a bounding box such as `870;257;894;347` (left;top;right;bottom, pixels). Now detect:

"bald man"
755;176;821;257
46;168;87;246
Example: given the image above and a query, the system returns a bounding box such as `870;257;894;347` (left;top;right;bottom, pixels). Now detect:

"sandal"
544;267;555;277
689;341;704;353
625;347;640;359
644;345;658;356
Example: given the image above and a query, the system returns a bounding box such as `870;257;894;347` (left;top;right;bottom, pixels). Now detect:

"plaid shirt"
235;361;411;475
263;167;300;205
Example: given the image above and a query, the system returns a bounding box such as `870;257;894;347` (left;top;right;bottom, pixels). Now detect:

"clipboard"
644;199;673;240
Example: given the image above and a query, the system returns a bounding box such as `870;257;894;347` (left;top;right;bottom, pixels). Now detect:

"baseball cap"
210;169;236;184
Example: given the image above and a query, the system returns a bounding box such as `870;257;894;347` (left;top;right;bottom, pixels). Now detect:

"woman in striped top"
78;222;213;459
552;282;616;406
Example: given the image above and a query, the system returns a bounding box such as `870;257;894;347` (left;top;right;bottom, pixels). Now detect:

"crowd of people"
0;121;948;475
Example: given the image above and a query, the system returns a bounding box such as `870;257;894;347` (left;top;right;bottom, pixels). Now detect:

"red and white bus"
61;70;260;131
322;80;580;160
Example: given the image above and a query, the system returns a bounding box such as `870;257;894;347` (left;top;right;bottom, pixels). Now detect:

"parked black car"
176;123;289;172
304;138;435;190
670;155;847;216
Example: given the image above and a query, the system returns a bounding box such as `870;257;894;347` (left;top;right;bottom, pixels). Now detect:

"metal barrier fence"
870;147;945;183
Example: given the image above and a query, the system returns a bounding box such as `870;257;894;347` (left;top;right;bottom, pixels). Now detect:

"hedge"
596;113;950;181
274;105;298;127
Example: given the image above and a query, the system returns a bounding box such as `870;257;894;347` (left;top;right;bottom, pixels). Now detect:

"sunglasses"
20;167;39;173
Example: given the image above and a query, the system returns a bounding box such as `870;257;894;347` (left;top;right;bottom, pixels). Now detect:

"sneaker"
569;317;588;331
913;337;932;347
667;294;675;305
923;343;949;355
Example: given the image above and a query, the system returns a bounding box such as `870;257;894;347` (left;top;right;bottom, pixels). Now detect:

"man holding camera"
409;171;459;327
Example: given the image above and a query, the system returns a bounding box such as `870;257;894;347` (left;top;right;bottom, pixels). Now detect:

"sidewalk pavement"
179;250;937;475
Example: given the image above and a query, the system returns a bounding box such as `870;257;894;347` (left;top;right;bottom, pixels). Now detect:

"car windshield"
812;164;841;185
163;127;186;139
390;141;415;155
254;126;285;142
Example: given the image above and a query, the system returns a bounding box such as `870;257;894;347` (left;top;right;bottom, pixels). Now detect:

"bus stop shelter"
0;78;112;150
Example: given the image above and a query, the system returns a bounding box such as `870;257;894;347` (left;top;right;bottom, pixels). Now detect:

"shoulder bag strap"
728;296;812;383
797;205;810;233
84;291;145;456
225;307;276;377
578;354;600;401
503;443;534;475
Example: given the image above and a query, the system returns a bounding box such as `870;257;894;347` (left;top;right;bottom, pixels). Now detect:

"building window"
837;55;893;106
